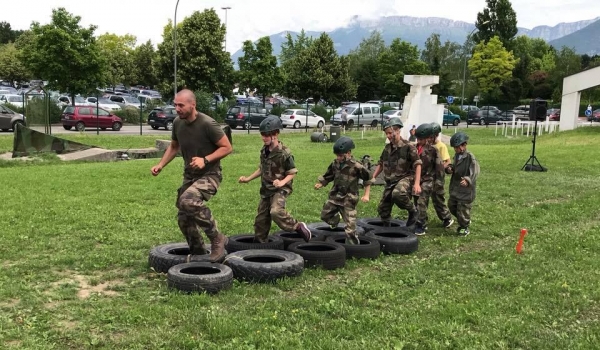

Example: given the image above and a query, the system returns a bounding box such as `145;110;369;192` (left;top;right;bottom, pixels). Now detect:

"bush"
115;107;145;124
270;105;285;117
7;99;63;125
207;103;228;123
381;105;394;113
311;105;329;121
448;105;466;119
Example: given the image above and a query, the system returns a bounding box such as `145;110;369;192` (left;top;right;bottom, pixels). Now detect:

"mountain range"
231;15;600;63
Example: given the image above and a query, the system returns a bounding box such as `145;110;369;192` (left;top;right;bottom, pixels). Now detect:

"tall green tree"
420;33;462;97
279;30;314;98
97;33;136;89
237;36;280;106
468;36;517;97
0;43;30;85
347;31;386;101
132;40;158;88
473;0;518;49
153;21;178;97
378;38;429;100
0;21;24;44
23;8;105;101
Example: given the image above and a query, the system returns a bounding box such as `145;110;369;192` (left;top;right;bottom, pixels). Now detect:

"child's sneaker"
414;223;427;236
295;222;312;242
457;227;470;237
443;218;454;228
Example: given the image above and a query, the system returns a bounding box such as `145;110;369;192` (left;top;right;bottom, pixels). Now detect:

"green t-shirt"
172;112;225;177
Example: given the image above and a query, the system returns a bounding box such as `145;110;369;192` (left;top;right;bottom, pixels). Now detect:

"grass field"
0;126;599;349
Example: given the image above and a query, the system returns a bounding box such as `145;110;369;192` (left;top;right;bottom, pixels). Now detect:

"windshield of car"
342;107;356;114
8;96;23;102
75;96;86;103
98;99;114;104
283;110;294;115
383;110;396;116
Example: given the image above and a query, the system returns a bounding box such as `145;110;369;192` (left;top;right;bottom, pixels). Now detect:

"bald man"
151;89;233;262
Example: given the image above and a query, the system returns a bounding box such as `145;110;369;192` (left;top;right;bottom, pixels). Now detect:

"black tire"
63;125;72;130
371;120;378;127
225;234;284;253
293;121;300;129
244;120;252;130
306;222;365;238
325;234;381;260
148;242;226;273
273;230;325;249
75;122;85;131
366;227;418;255
166;120;174;131
347;120;354;128
224;249;304;283
167;262;233;294
356;217;406;233
151;125;159;130
112;122;122;131
479;119;485;126
287;241;346;270
317;121;324;128
453;119;459;126
12;121;24;131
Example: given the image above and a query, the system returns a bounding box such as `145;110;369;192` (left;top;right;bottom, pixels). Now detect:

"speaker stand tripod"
521;119;547;172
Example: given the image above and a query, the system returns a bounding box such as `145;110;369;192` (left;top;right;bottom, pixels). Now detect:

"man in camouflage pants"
371;117;422;227
151;89;233;262
238;116;312;243
314;136;372;244
413;123;445;235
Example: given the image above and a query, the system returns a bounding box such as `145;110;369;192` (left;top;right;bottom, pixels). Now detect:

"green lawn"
0;127;599;349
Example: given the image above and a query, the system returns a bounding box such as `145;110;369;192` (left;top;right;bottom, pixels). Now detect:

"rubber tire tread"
224;249;304;283
356;217;406;233
366;227;418;254
225;234;284;253
148;242;225;273
272;230;325;249
325;234;381;260
167;262;233;294
306;222;365;238
287;241;346;270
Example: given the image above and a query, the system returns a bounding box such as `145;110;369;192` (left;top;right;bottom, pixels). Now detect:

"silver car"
0;105;26;131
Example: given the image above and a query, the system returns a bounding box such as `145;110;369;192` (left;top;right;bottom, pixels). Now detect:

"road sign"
587;105;592;111
474;95;480;102
447;96;454;104
585;109;592;117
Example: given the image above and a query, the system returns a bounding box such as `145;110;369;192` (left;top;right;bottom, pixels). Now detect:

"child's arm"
315;162;335;189
361;184;371;202
274;173;295;188
239;168;261;183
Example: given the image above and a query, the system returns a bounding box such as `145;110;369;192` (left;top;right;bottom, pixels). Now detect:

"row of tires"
150;218;417;294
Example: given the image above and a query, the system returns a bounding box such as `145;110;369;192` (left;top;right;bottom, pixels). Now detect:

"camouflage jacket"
259;142;297;198
417;144;445;186
378;139;422;184
449;151;480;202
318;157;371;205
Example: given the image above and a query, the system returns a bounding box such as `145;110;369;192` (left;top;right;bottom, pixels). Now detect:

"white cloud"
2;0;599;53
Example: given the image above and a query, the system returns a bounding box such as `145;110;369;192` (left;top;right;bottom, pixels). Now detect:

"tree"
421;33;462;97
237;36;280;106
378;38;429;100
549;46;582;93
153;21;178;97
347;31;386;101
468;36;517;97
0;21;24;44
132;40;158;88
473;0;518;49
97;33;136;90
0;43;30;85
23;8;105;102
279;30;314;98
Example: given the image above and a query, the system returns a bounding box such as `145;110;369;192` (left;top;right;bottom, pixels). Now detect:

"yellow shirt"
434;140;450;162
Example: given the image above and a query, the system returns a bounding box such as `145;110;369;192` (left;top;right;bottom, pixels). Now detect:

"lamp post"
173;0;181;99
221;6;231;51
460;21;489;113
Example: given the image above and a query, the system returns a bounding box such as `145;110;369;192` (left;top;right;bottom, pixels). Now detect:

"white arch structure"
560;65;600;131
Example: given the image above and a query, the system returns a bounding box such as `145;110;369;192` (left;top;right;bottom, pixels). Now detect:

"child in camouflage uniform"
430;122;454;228
371;117;422;227
314;136;371;244
238;116;312;243
413;123;445;235
446;132;480;236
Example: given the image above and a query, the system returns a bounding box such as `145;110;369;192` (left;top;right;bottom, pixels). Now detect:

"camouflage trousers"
448;196;472;228
254;190;298;242
321;196;359;239
432;181;452;221
378;177;416;223
176;173;222;255
414;180;433;225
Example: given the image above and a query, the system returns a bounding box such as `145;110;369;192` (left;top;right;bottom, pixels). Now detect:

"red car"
61;106;123;131
548;109;560;121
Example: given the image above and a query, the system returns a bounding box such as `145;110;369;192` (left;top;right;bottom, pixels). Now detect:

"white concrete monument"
560;65;600;131
400;75;444;140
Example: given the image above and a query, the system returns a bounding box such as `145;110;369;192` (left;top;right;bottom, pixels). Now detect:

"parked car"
443;109;461;126
330;103;382;127
61;106;122;131
467;110;513;125
548;109;561;121
85;97;122;111
0;94;25;109
383;109;402;120
57;95;90;107
138;95;163;107
460;105;479;112
108;95;141;109
224;105;269;130
382;101;401;110
280;109;325;129
0;105;26;131
148;106;177;130
512;105;530;121
588;109;600;122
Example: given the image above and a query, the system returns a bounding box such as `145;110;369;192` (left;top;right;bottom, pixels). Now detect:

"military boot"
209;234;228;262
345;233;360;245
406;209;418;227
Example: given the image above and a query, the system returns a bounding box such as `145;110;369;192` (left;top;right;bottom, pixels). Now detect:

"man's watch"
203;157;209;165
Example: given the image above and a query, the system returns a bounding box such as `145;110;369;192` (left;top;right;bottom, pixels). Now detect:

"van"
330;103;383;127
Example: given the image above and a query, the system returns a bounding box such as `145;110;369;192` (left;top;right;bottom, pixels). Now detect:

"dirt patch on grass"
0;298;20;308
46;270;125;300
2;260;16;268
5;340;22;348
57;320;79;330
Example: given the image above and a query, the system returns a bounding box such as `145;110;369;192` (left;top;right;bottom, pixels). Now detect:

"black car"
467;110;513;125
225;105;269;130
148;106;177;130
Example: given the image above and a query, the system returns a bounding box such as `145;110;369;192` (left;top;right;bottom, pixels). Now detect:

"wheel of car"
148;242;224;273
453;119;459;126
244;120;252;130
293;121;301;129
225;234;284;253
479;119;485;126
325;234;381;260
63;125;72;131
11;120;24;131
287;241;346;270
371;120;378;127
223;249;304;283
75;122;85;132
317;121;324;128
151;125;159;130
347;120;354;128
167;262;233;294
112;122;122;131
366;227;418;255
166;121;174;131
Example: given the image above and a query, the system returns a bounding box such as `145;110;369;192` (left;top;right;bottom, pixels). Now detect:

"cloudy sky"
2;0;599;53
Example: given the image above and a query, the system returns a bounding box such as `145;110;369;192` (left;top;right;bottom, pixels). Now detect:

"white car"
0;94;25;109
280;109;325;129
85;97;122;111
57;95;90;107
